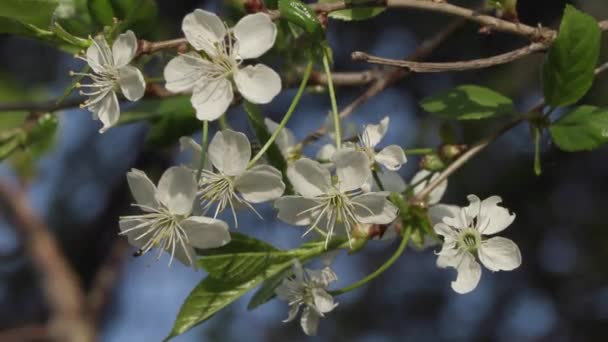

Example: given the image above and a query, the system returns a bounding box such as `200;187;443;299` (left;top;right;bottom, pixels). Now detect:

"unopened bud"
439;144;467;160
420;153;445;171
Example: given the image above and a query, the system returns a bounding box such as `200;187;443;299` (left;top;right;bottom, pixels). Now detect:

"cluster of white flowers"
71;7;523;337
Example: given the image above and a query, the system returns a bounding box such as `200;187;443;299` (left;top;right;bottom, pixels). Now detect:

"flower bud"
420;153;445;171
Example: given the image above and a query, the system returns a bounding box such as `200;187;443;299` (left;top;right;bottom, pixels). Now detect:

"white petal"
172;244;197;267
352;193;398;224
118;65;145;101
233;13;277;59
179;136;211;170
182;9;226;56
275;196;318;225
332;149;371;192
429;204;460;227
300;307;320;336
306;267;337;287
316;144;336;162
191;78;234;121
464;194;482;223
86;34;113;73
119;219;147;249
375;145;406;171
411;170;447;205
164;52;206;93
287;158;332;197
235;167;285;203
91;91;120;133
126;169;159;210
283;304;300;323
476;196;516;235
311;289;336;314
208;129;250;176
361;116;389;148
451;251;482;294
234;64;281;104
112;30;137;67
375;171;406;193
264;118;297;156
180;216;231;249
156;166;197;216
433;222;457;240
478;237;521;271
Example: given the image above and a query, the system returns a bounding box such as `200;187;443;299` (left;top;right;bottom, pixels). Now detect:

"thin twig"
352;42;547;72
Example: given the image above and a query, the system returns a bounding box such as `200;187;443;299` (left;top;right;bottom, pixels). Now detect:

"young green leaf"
0;0;59;28
549;105;608;152
542;5;600;107
278;0;323;37
420;85;514;120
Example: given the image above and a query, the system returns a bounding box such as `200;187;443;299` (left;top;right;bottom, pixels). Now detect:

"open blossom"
434;195;521;294
357;117;407;171
73;31;145;132
275;260;338;336
264;118;301;161
182;129;285;226
119;167;230;267
164;10;281;121
275;153;397;246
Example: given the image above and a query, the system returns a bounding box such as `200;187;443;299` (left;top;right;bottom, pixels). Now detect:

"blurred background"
1;0;608;341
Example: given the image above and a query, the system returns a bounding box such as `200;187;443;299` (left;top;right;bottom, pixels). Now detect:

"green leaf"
112;0;158;35
0;0;59;28
166;237;346;341
420;85;515;120
88;0;115;26
278;0;323;37
542;5;600;107
328;7;385;21
549;105;608;151
247;267;291;310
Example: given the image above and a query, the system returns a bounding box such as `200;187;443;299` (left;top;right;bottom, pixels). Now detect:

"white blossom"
434;195;521;294
182;129;285;226
119;167;230;267
164;10;281;121
275;260;338;336
275;154;398;246
357;117;407;171
264;118;300;161
73;31;146;133
410;169;448;206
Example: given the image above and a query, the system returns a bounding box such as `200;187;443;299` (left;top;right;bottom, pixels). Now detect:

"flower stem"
247;59;314;168
330;225;413;296
403;148;434;155
322;53;341;149
196;120;209;182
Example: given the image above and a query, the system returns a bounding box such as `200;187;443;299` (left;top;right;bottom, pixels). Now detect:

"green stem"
322;53;341;149
247;59;314;168
196;120;209;182
403;148;434;155
330;225;413;296
372;170;385;191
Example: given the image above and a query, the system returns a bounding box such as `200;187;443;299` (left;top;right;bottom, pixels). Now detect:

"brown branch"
0;324;49;342
410;61;608;204
0;182;95;342
351;42;548;72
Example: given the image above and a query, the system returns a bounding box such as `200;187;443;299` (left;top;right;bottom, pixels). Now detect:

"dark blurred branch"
0;182;95;342
0;324;49;342
352;42;548;72
411;61;608;203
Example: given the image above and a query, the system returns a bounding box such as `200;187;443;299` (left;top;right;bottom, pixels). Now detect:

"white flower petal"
126;168;159;210
287;158;332;197
208;129;251;176
182;9;226;56
119;219;147;249
361;116;389;148
411;170;447;205
311;289;336;314
180;216;231;249
283;304;300;323
316;144;336;162
86;34;113;73
112;30;137;67
429;204;460;227
191;78;234;121
352;193;398;224
307;267;337;287
300;307;321;336
464;194;482;222
264;118;297;156
479;237;521;271
375;171;407;193
234;64;281;104
248;164;282;178
235;167;285;203
433;222;457;240
172;244;197;267
451;251;482;294
477;196;516;235
275;196;318;225
179;136;211;170
332;149;371;192
91;91;120;133
375;145;406;171
164;52;207;93
156;166;197;216
233;13;277;59
118;65;145;101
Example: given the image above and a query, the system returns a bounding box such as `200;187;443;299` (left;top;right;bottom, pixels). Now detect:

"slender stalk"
403;148;434;155
323;53;342;149
248;59;314;168
330;225;412;295
372;170;385;191
196;120;209;182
